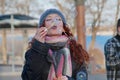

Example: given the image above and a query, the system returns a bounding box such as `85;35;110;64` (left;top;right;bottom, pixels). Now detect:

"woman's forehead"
46;14;61;18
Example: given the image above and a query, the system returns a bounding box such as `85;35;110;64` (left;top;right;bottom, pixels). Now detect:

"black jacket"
21;39;88;80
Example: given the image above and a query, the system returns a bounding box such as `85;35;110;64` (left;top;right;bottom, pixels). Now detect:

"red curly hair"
63;24;89;65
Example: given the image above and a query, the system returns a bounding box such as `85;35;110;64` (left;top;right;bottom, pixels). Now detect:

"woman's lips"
51;26;57;29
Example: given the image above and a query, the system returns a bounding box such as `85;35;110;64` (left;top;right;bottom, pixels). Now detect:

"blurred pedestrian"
104;19;120;80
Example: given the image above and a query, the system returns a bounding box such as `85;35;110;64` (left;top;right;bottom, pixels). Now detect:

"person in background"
104;19;120;80
21;9;89;80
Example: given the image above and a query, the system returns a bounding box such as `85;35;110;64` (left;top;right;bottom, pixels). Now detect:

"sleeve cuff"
31;39;49;55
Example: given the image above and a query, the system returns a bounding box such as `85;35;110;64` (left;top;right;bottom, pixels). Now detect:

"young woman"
21;9;89;80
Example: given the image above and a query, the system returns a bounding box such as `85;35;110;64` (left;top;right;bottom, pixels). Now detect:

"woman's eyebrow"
46;16;52;18
55;16;61;18
46;15;61;19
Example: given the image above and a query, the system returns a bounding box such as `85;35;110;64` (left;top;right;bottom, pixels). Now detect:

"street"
0;65;107;80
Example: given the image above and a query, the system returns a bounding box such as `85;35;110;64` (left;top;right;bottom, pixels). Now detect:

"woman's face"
45;14;64;36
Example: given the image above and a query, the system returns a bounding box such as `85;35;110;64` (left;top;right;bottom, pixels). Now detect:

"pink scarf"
47;47;72;80
45;35;72;80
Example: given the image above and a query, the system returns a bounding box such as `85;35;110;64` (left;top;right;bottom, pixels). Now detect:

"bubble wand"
46;18;60;31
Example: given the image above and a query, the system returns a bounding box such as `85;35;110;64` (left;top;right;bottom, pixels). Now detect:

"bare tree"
86;0;107;49
15;0;29;15
50;0;76;35
113;0;120;35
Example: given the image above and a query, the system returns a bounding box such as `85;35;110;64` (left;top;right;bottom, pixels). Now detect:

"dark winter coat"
21;39;88;80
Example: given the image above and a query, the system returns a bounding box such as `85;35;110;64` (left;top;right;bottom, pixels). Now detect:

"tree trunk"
1;0;7;64
2;29;7;64
75;0;86;49
22;29;28;61
89;27;97;49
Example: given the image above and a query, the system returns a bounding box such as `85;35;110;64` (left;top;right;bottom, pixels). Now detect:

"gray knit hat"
38;9;66;27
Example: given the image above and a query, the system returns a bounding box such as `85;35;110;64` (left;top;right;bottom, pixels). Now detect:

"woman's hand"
34;27;48;43
54;76;68;80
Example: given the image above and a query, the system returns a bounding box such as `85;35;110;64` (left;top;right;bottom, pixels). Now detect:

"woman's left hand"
54;76;68;80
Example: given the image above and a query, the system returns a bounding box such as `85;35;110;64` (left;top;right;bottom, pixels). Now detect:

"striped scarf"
46;42;72;80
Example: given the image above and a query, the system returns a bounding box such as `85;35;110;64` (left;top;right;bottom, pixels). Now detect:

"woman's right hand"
34;27;48;43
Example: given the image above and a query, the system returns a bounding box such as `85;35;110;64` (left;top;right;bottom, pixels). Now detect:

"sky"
37;0;120;27
0;0;120;27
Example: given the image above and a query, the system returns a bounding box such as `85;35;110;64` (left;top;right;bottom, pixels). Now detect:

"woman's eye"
58;19;62;21
46;19;52;21
56;18;62;21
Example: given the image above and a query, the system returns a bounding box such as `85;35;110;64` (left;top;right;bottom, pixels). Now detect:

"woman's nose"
52;18;59;25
